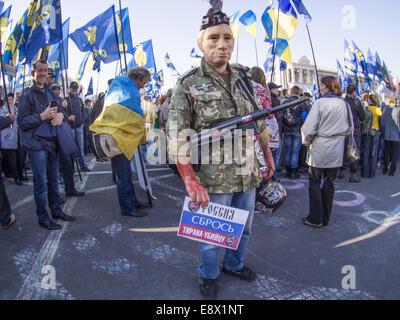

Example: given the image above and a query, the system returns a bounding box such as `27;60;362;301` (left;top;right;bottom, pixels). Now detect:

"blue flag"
116;8;134;55
337;60;352;90
263;44;274;73
153;70;164;89
85;78;93;97
24;0;62;64
261;5;274;43
344;39;357;76
290;0;312;24
375;52;384;81
15;64;32;88
351;41;368;77
47;18;70;83
280;60;287;72
2;9;28;68
165;52;180;76
127;39;157;75
70;6;120;65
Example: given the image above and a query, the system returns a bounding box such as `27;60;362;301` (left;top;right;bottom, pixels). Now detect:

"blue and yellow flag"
262;1;298;42
153;70;164;89
344;39;357;76
290;0;312;24
0;5;11;34
47;17;70;77
15;64;32;88
90;75;145;160
18;0;40;63
0;1;4;15
115;8;133;55
74;51;97;82
127;39;157;75
366;48;378;81
375;52;384;81
70;5;120;65
165;52;180;76
2;9;28;68
229;10;240;39
190;47;202;68
276;0;298;40
263;44;274;73
85;78;93;97
351;41;368;77
239;10;257;38
261;5;274;43
24;0;62;64
275;38;292;64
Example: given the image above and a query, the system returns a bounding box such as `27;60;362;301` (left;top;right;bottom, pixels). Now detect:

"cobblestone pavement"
1;157;400;300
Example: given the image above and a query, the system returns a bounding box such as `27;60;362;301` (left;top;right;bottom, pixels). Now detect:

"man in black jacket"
268;82;284;181
18;59;76;231
0;113;16;230
339;85;365;182
281;86;308;180
67;81;90;172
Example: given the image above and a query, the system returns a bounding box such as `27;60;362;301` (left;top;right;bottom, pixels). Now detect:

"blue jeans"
29;150;63;222
272;140;282;182
72;127;87;169
284;131;302;169
362;132;380;178
198;189;256;280
112;154;138;215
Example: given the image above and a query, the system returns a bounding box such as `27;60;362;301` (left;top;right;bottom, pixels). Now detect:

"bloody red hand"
177;160;210;208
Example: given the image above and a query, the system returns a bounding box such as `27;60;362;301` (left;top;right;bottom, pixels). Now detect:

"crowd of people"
0;7;399;301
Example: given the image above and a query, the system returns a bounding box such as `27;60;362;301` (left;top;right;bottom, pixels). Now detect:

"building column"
299;68;304;86
291;68;295;86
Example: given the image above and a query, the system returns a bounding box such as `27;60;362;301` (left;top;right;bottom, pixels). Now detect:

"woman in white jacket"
301;76;352;228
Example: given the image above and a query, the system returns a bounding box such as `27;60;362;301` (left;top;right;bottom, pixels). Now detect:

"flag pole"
254;38;259;67
59;13;83;182
306;25;321;98
118;0;128;72
271;0;281;83
22;64;27;91
118;0;153;208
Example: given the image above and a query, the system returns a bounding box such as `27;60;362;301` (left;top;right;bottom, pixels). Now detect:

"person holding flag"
90;67;151;218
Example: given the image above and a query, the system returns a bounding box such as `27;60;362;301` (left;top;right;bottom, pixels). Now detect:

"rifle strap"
237;78;261;113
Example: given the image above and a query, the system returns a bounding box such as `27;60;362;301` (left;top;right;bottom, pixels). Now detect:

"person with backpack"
338;85;365;182
361;94;383;179
282;86;308;180
382;97;400;176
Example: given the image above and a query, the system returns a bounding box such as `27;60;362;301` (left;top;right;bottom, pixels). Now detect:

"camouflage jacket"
167;59;272;194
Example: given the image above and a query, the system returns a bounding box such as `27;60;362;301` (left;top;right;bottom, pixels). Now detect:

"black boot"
349;172;360;183
286;167;291;179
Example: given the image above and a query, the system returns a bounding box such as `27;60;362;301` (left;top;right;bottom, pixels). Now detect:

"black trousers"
2;149;25;180
383;141;399;175
307;167;338;226
59;153;76;195
0;173;11;227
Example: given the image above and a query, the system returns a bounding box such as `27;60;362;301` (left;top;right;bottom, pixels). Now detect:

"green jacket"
167;59;271;194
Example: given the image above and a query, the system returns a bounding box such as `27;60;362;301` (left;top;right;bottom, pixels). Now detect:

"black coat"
17;84;61;152
345;95;365;135
67;94;85;128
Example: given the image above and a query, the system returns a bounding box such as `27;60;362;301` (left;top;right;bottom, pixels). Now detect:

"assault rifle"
190;97;308;173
